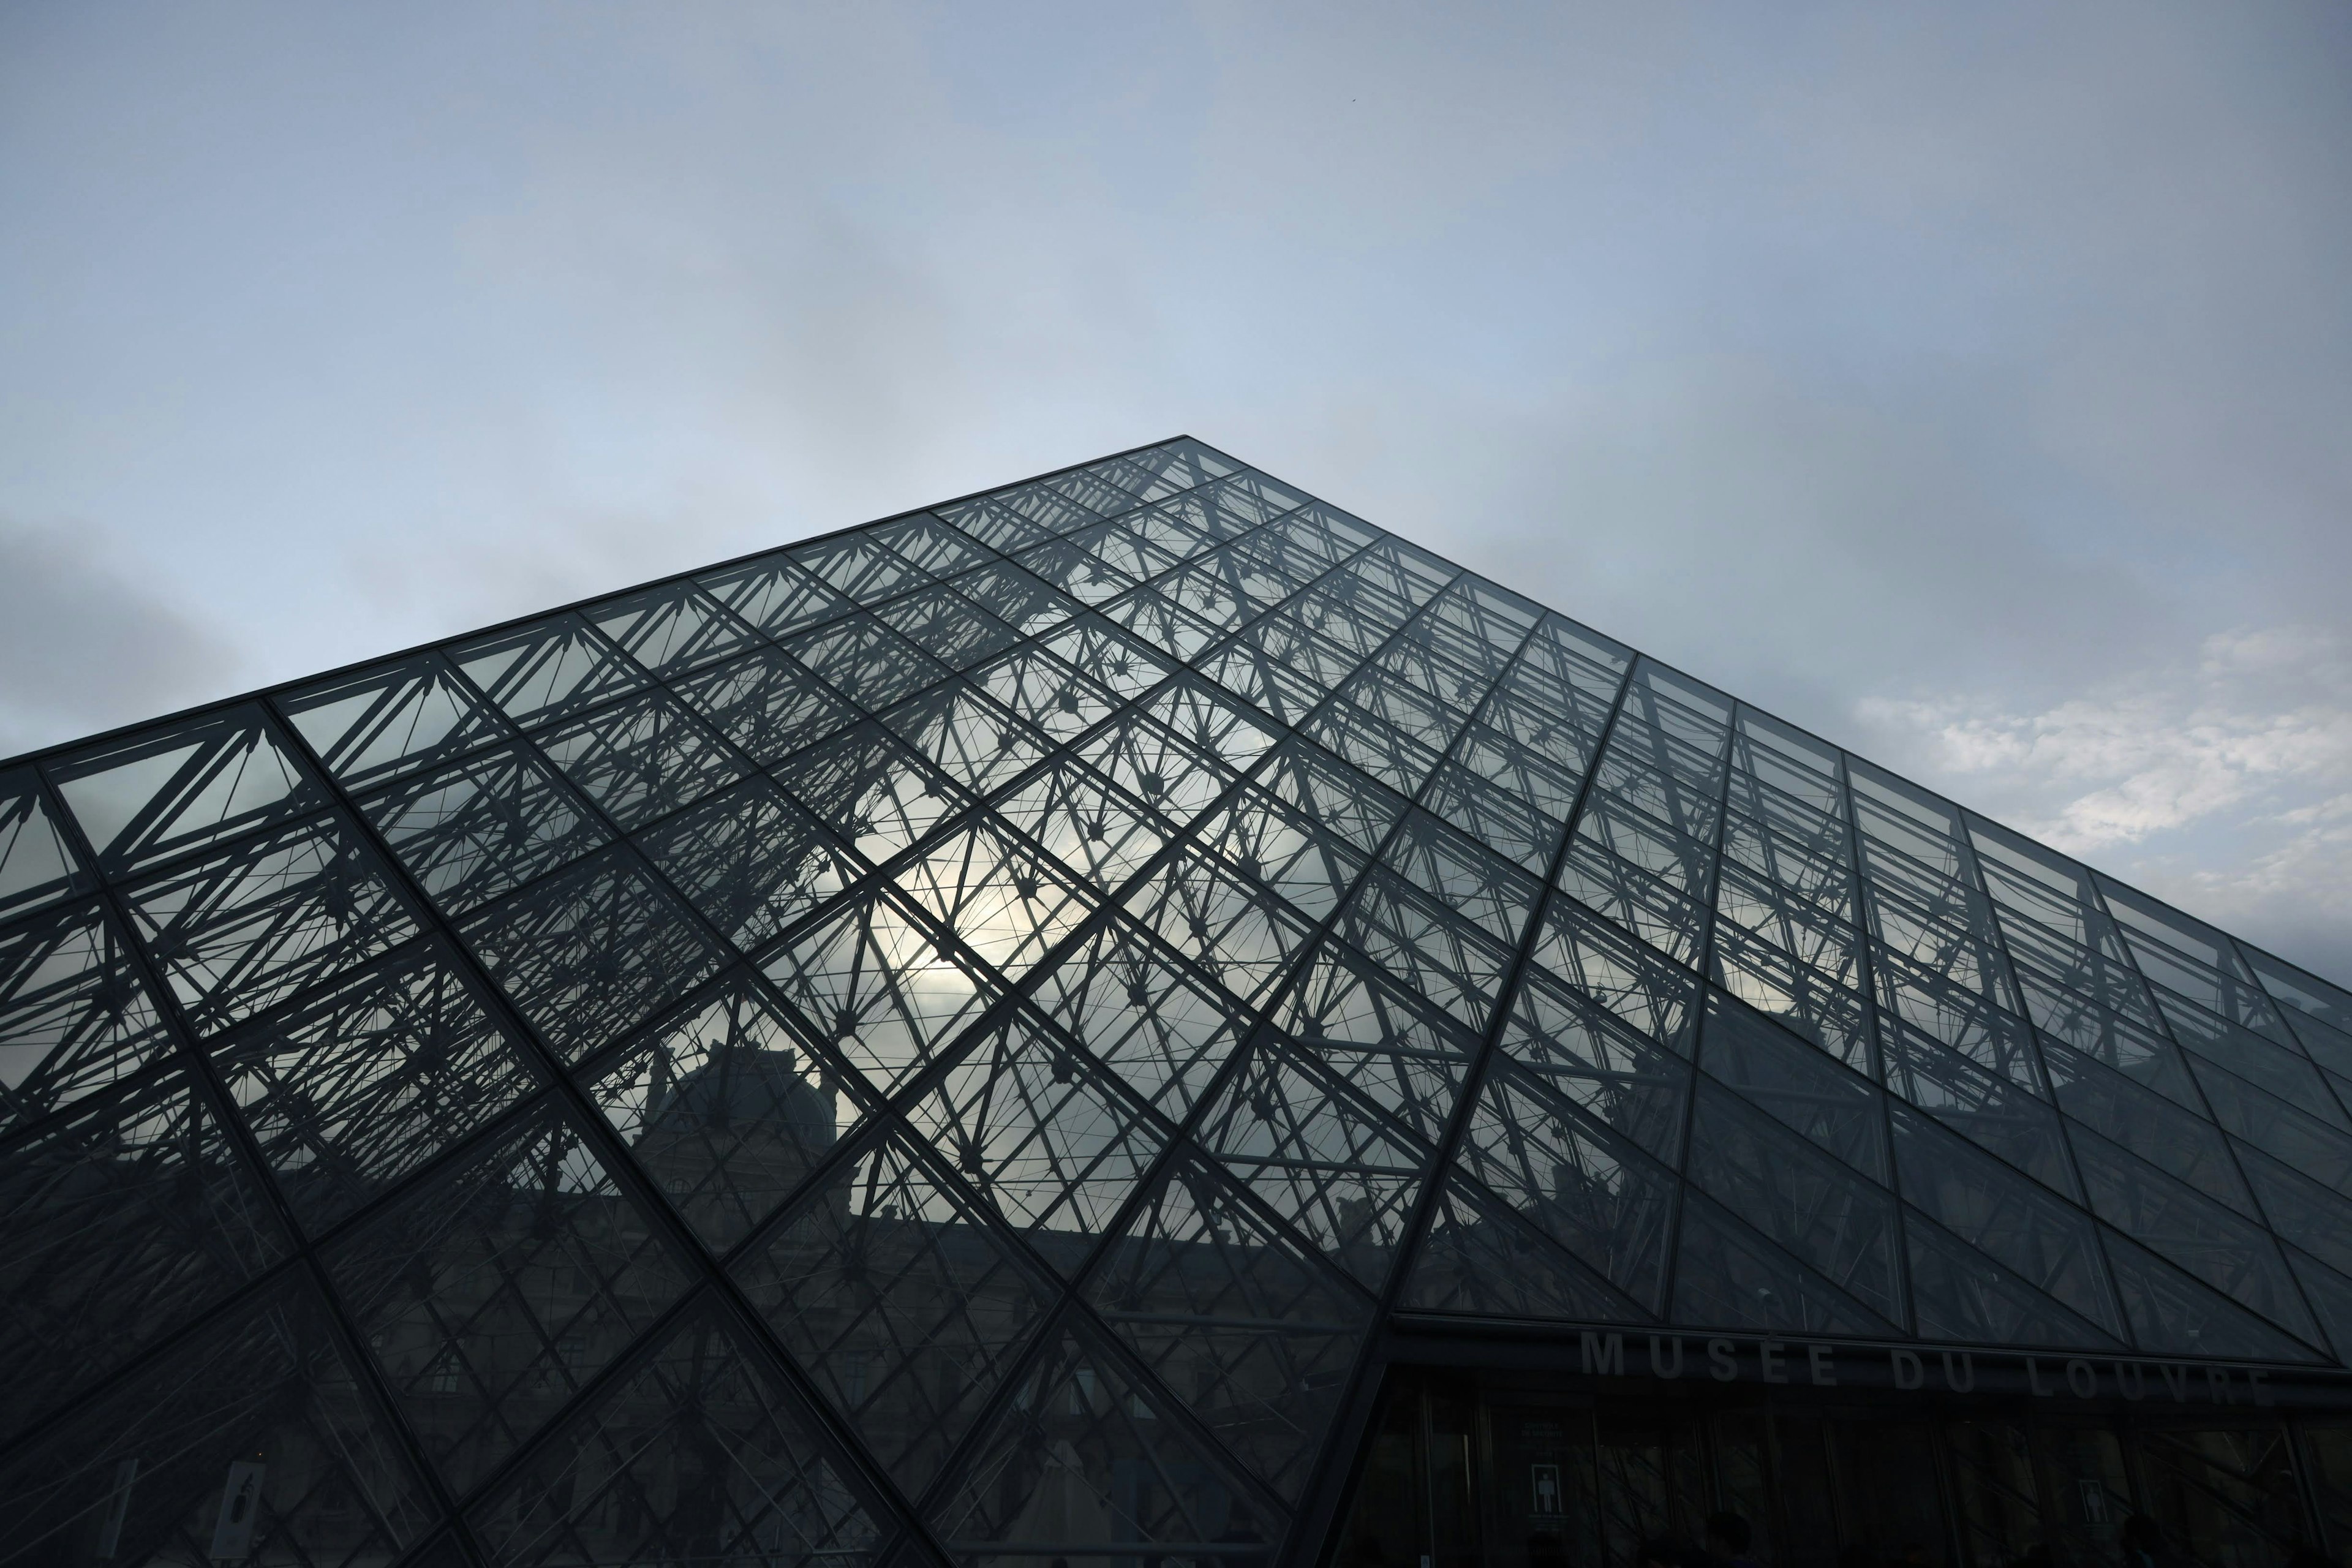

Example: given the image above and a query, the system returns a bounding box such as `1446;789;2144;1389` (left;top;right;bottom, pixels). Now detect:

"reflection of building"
6;437;2352;1568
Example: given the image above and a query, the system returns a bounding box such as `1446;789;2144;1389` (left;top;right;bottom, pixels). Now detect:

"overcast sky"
4;2;2350;978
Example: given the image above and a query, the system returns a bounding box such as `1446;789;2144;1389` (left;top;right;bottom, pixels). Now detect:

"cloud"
1855;623;2352;975
0;517;241;758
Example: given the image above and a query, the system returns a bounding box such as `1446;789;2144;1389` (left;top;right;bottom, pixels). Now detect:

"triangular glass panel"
1889;1104;2122;1338
1521;897;1700;1054
1494;966;1688;1163
1668;1189;1898;1336
758;889;997;1095
281;652;510;791
1123;849;1321;1009
2098;1226;2326;1363
891;818;1094;982
696;551;853;641
2043;1033;2247;1210
53;707;326;880
0;897;177;1137
587;975;858;1251
469;1300;883;1568
0;766;86;920
992;758;1169;896
0;1062;286;1442
2069;1125;2321;1345
209;940;537;1234
532;689;747;830
458;846;726;1066
1699;988;1887;1179
2235;1140;2352;1278
1879;1017;2080;1199
358;742;614;915
1195;1036;1434;1292
1684;1082;1904;1324
1271;939;1477;1147
638;777;859;952
123;813;421;1035
1400;1169;1649;1323
904;1007;1167;1265
451;615;648;729
586;580;759;675
1452;1061;1678;1311
1028;919;1249;1121
322;1101;693;1493
0;1275;438;1568
927;1324;1286;1565
731;1128;1054;1498
670;643;864;766
1902;1206;2122;1351
1084;1152;1373;1502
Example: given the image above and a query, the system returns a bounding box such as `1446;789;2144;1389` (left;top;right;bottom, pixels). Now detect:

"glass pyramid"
5;435;2352;1567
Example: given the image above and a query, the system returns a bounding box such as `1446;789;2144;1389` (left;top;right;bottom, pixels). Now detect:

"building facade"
4;438;2352;1568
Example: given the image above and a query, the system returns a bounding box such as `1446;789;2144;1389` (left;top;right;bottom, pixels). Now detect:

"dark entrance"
1331;1367;2352;1568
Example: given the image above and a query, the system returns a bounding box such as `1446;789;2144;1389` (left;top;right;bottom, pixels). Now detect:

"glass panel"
1084;1153;1370;1502
54;707;326;880
361;743;614;915
876;583;1024;671
783;722;971;865
637;778;858;952
211;941;537;1234
927;1325;1285;1567
671;644;864;766
1123;850;1321;1008
470;1302;881;1568
457;847;727;1066
283;653;510;793
1498;967;1689;1162
532;690;747;830
1029;921;1248;1121
0;1065;285;1438
993;758;1169;895
1454;1061;1677;1310
733;1128;1052;1499
586;976;856;1252
0;767;88;919
1668;1189;1896;1335
1195;1037;1433;1292
782;615;949;713
2100;1227;2324;1361
1700;990;1886;1178
323;1102;692;1493
586;581;758;675
757;891;996;1095
1684;1082;1902;1324
0;1276;437;1568
892;820;1095;982
1890;1104;2122;1338
904;1008;1167;1263
1401;1169;1646;1321
698;551;852;640
883;680;1051;798
0;897;177;1137
1275;941;1476;1146
121;815;421;1035
453;616;648;729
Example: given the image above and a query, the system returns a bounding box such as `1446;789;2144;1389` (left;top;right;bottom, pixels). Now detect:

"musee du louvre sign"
6;435;2352;1567
1415;1323;2352;1409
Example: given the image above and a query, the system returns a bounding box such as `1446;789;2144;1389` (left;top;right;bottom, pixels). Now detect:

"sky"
3;2;2350;978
